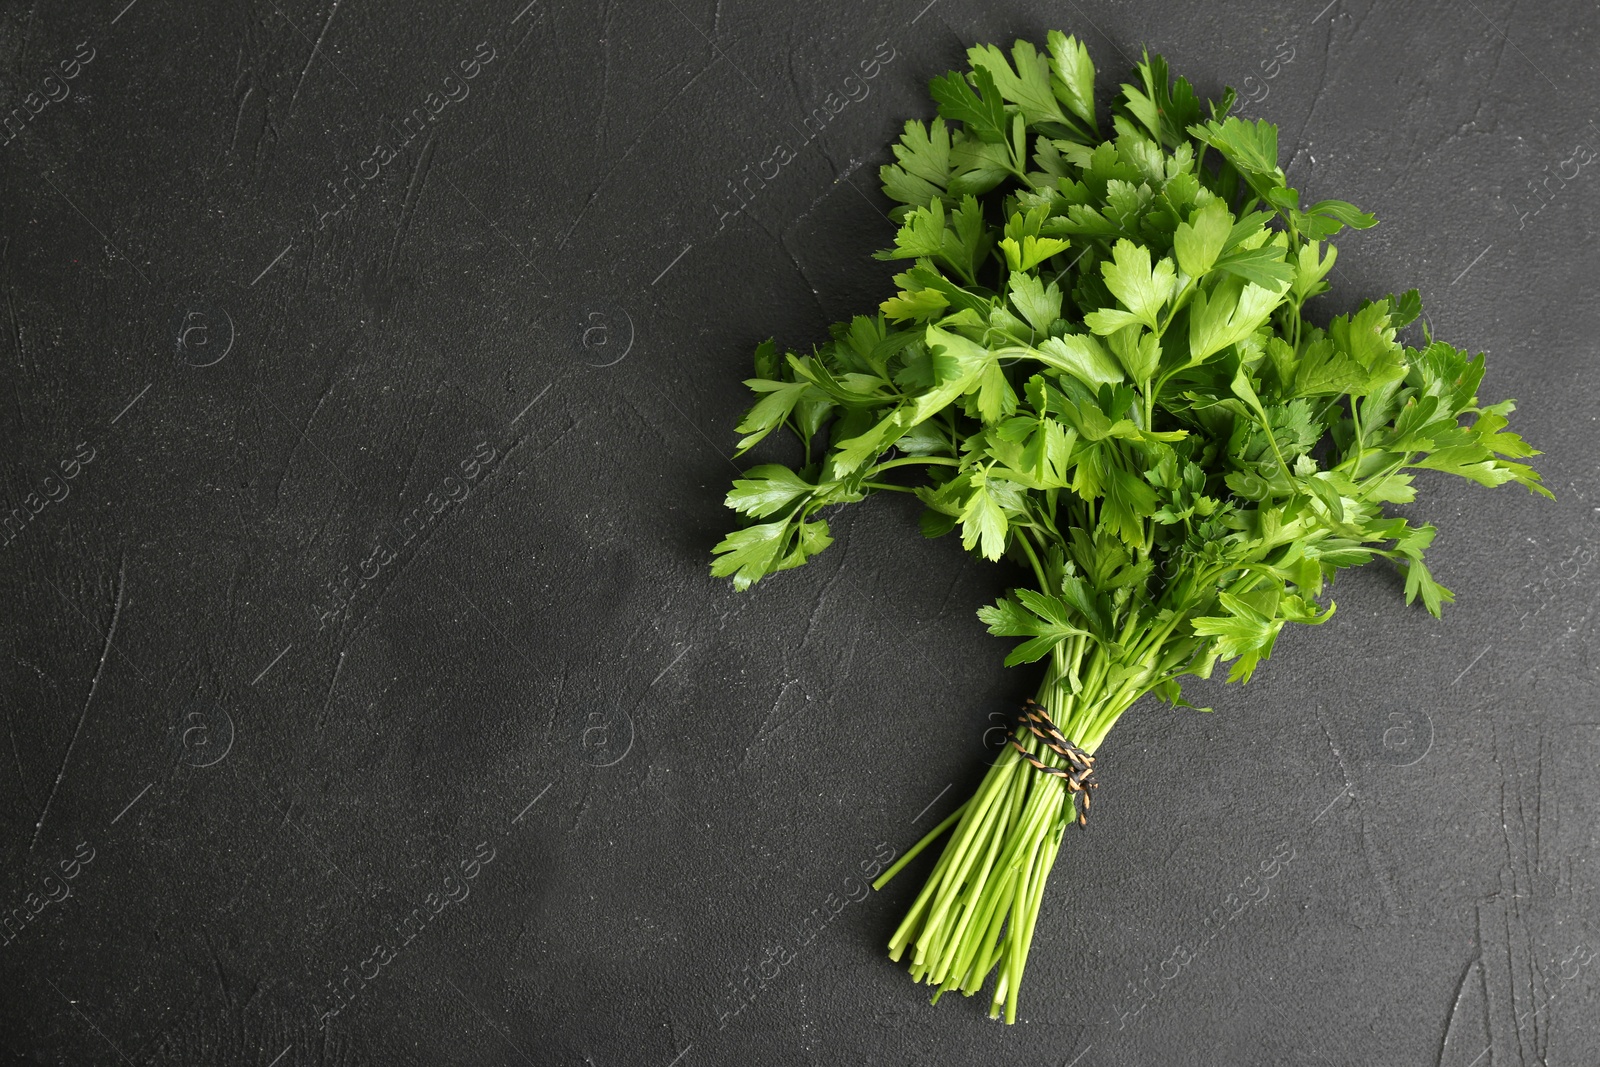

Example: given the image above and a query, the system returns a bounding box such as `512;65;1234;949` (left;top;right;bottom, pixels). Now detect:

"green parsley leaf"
1173;199;1231;277
930;65;1007;142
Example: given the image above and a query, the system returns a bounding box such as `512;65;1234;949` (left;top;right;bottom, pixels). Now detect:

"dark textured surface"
2;0;1597;1064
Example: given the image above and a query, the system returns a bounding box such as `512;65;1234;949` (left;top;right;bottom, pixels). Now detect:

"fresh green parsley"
711;33;1549;1023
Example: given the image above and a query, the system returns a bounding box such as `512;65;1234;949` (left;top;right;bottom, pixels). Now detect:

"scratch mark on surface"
1437;955;1489;1067
1342;0;1377;45
440;173;551;284
1317;711;1355;794
1060;0;1133;67
488;7;547;104
773;232;829;324
1450;244;1493;286
6;280;26;374
1451;644;1492;687
1464;0;1558;94
1490;720;1532;882
614;391;678;454
510;382;552;426
31;553;126;850
1533;731;1544;873
651;645;692;687
513;782;552;823
4;697;35;809
1310;710;1363;876
395;376;444;512
1495;868;1537;1064
12;5;35;69
651;244;693;286
264;0;358;95
251;643;292;686
249;242;292;286
744;679;805;765
1357;805;1401;919
564;60;719;254
662;0;762;96
39;172;152;285
230;85;253;155
931;557;970;623
229;762;364;899
593;0;617;155
451;579;548;685
388;131;436;273
1472;902;1503;1067
37;574;152;689
317;649;346;732
394;417;432;511
852;579;960;689
444;976;545;1066
361;681;395;723
216;847;273;917
653;386;742;478
1476;31;1512;127
1483;721;1552;1065
209;937;231;1007
266;372;341;502
1289;0;1367;167
290;0;341;113
839;171;892;224
110;782;152;824
352;433;530;634
111;382;152;424
800;523;854;653
912;783;953;824
44;979;134;1065
1311;786;1351;825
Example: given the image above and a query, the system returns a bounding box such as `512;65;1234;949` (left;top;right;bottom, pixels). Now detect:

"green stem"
873;799;969;891
877;640;1112;1020
871;455;961;474
998;810;1063;1023
1015;530;1050;591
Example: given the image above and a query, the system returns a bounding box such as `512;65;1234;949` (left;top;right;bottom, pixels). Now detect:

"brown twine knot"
1008;699;1098;826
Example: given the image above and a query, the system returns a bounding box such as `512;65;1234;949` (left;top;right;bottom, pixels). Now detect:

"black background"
2;0;1597;1064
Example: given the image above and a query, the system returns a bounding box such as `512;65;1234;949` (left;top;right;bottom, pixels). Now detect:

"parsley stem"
874;798;970;891
1016;530;1050;591
870;455;961;473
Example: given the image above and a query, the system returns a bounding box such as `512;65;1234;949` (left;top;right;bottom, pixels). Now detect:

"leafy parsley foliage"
710;33;1549;1023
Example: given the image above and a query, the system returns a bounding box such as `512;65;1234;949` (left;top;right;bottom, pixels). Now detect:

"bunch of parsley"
711;34;1549;1022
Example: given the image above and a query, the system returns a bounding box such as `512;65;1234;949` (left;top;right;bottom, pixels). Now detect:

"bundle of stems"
871;559;1207;1022
873;651;1102;1023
